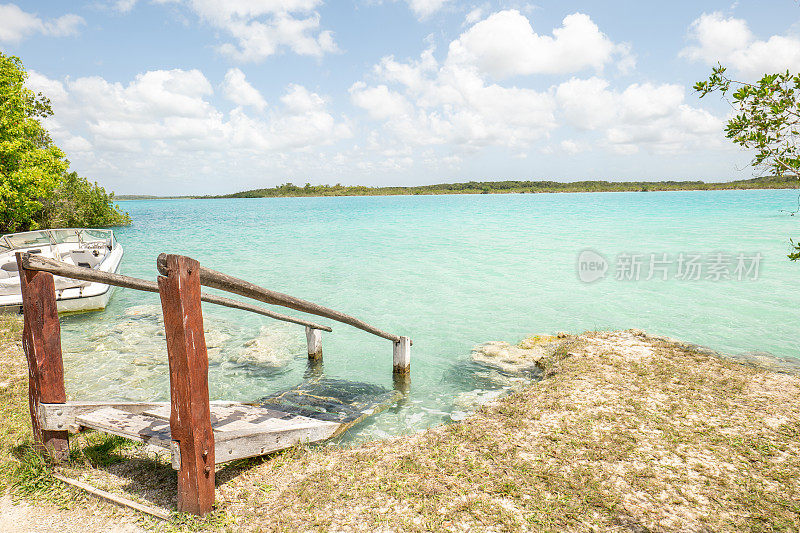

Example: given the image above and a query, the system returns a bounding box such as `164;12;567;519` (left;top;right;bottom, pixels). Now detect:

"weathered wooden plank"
213;422;338;463
202;294;332;332
76;407;172;448
22;254;332;331
16;253;69;461
53;473;172;520
143;403;327;433
139;403;339;466
157;253;404;343
74;405;338;467
136;400;244;423
38;401;167;432
158;254;215;515
23;253;158;292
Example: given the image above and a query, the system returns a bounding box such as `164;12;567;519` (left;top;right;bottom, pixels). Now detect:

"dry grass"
1;314;798;532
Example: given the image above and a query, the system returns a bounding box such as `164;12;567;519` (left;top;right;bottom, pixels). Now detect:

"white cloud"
113;0;138;13
27;70;69;104
230;84;351;149
464;7;483;26
555;77;616;130
23;67;355;192
405;0;450;20
62;135;92;152
25;68;350;164
351;46;557;150
556;77;724;154
349;10;637;152
447;10;633;78
221;68;267;111
44;14;85;36
0;4;85;43
681;12;800;78
185;0;337;61
560;139;587;155
349;83;411;120
350;9;726;161
109;1;337;61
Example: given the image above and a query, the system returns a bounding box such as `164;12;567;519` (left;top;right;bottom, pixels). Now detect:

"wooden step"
144;403;339;464
74;403;339;468
76;407;172;449
52;380;400;471
143;403;331;433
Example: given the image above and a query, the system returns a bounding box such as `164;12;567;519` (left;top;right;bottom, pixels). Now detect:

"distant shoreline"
116;177;799;200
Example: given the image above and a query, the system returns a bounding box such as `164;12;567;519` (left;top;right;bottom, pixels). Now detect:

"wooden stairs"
17;252;410;515
38;377;400;471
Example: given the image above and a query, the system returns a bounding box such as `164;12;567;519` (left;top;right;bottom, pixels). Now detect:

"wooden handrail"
157;253;405;344
19;254;332;332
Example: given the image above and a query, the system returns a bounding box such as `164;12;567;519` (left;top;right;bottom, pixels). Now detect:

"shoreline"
116;178;800;200
1;318;798;531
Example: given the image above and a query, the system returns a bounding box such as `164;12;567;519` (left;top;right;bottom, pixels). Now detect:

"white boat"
0;228;123;314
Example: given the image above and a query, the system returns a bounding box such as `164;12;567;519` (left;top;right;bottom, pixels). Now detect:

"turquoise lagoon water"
59;190;800;441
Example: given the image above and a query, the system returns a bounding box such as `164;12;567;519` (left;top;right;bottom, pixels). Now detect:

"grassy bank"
115;175;800;200
1;316;798;531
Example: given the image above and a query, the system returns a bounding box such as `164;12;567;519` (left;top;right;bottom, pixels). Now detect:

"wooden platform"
39;400;339;469
37;379;400;470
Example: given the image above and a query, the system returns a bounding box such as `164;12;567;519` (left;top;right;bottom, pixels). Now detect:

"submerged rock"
234;325;302;367
471;334;567;374
450;388;505;420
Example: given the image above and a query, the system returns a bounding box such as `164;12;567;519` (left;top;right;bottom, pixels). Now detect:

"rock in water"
471;334;565;374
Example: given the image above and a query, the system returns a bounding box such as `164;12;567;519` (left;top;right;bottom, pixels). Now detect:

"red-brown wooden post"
15;252;69;461
158;254;215;515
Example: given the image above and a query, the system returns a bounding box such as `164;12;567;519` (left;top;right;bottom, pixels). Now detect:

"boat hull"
0;242;124;314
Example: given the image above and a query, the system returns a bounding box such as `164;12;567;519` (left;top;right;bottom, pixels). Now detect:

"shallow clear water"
59;190;800;441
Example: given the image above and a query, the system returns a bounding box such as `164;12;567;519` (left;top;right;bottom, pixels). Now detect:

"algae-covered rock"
471;334;568;374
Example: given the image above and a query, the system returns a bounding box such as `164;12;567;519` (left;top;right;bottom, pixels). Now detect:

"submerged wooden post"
392;336;411;374
15;253;69;461
158;254;215;516
305;326;322;360
392;336;411;392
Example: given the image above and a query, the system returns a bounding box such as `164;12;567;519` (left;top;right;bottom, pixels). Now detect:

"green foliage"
0;54;67;232
5;445;57;498
695;64;800;260
0;53;129;233
695;65;800;179
790;239;800;261
206;176;798;200
41;172;130;228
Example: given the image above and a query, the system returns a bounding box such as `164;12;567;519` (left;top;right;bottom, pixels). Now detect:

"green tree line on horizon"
185;176;797;200
0;53;129;234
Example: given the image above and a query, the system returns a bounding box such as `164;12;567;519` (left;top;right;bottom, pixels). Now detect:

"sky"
2;1;800;195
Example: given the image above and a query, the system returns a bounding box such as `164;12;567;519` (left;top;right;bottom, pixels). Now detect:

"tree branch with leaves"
695;64;800;259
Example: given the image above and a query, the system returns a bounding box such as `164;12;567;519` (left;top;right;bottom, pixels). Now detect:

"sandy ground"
0;495;145;533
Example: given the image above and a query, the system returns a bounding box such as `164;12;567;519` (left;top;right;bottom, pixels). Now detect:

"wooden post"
16;253;69;461
305;326;322;360
393;336;411;375
158;254;215;516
